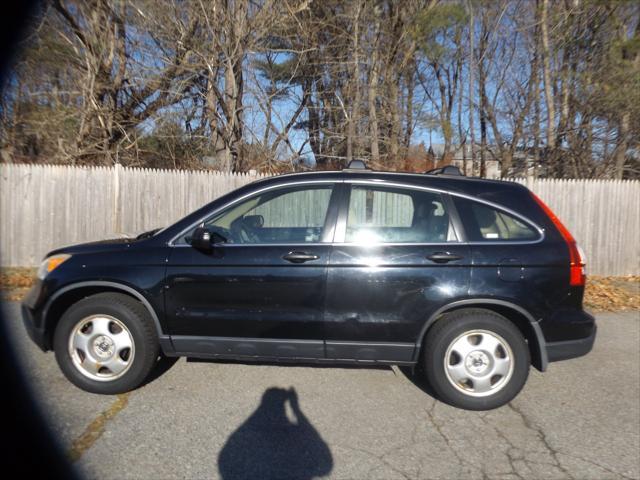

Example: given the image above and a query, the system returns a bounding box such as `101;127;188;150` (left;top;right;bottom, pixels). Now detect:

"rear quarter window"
452;196;540;242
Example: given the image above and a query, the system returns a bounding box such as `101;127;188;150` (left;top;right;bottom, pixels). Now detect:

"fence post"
113;162;121;234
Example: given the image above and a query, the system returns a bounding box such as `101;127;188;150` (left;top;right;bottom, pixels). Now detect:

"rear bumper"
537;305;596;363
546;323;596;363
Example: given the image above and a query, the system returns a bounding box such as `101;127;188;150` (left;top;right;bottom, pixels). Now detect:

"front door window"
181;185;334;244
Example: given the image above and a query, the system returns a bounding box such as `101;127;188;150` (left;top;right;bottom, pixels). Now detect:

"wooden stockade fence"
1;163;638;275
0;164;264;268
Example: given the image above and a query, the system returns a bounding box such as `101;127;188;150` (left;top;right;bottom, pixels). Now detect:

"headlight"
37;254;71;280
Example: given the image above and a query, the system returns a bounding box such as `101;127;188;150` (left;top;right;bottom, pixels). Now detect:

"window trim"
169;180;341;247
334;180;544;246
335;183;460;245
169;178;545;247
451;195;544;243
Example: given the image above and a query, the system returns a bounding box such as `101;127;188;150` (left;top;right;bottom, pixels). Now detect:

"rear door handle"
283;251;320;263
426;252;464;263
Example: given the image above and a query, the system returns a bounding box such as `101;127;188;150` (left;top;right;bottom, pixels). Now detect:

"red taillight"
530;192;585;286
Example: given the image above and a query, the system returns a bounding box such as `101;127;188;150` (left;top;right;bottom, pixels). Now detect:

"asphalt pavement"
2;301;639;480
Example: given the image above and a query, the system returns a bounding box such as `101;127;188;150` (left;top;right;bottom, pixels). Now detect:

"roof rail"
344;159;370;170
424;165;464;176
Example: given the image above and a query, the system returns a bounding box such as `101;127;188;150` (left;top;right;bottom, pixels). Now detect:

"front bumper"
21;303;48;351
21;280;49;351
546;325;597;362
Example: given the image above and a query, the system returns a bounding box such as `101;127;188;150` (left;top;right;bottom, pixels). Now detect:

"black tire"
422;308;530;410
53;292;159;394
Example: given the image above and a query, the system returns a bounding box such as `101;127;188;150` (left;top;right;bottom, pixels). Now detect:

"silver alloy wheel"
68;314;135;382
444;329;514;397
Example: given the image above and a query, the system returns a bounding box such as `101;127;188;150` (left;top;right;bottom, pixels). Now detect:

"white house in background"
427;143;500;178
428;143;538;179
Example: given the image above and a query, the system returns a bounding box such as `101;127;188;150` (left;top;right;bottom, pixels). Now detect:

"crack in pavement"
489;417;558;480
68;393;130;463
424;401;488;479
506;402;575;480
339;399;635;480
337;411;452;480
557;452;636;480
337;443;413;480
478;413;531;480
494;402;635;480
337;420;431;479
388;363;586;480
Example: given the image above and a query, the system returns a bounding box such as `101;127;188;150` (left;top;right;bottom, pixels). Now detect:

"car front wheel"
422;308;530;410
53;292;159;394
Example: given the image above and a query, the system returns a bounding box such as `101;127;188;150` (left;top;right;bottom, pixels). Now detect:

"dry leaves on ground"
584;276;640;312
0;268;37;302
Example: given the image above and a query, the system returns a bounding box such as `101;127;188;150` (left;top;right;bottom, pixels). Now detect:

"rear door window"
452;197;540;241
344;186;457;243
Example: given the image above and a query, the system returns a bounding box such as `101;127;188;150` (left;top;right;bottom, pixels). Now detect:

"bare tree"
2;0;638;178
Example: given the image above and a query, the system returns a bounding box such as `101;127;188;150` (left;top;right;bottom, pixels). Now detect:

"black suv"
21;164;596;410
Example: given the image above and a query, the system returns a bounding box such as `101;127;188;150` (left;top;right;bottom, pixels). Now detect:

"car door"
165;182;340;360
323;182;471;363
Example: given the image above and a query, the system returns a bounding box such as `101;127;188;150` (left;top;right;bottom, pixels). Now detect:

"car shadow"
186;357;389;371
396;365;440;400
185;358;437;400
141;355;180;387
217;387;333;480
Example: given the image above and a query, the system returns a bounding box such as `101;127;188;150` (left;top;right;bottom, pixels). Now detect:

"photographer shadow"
218;387;333;480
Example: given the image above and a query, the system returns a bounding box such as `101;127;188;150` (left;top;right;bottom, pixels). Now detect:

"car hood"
46;237;137;257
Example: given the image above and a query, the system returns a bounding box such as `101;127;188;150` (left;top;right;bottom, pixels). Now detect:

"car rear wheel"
53;292;159;394
422;309;530;410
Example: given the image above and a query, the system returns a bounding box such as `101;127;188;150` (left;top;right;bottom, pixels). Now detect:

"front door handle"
283;251;320;263
426;252;464;263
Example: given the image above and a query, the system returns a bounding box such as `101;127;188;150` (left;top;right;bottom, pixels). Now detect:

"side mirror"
191;227;212;252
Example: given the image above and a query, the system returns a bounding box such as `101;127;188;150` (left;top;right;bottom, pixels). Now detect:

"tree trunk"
613;112;630;179
541;0;556;150
467;1;476;175
389;78;400;165
533;55;541;177
404;61;414;154
347;2;362;163
478;60;488;177
368;25;381;165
